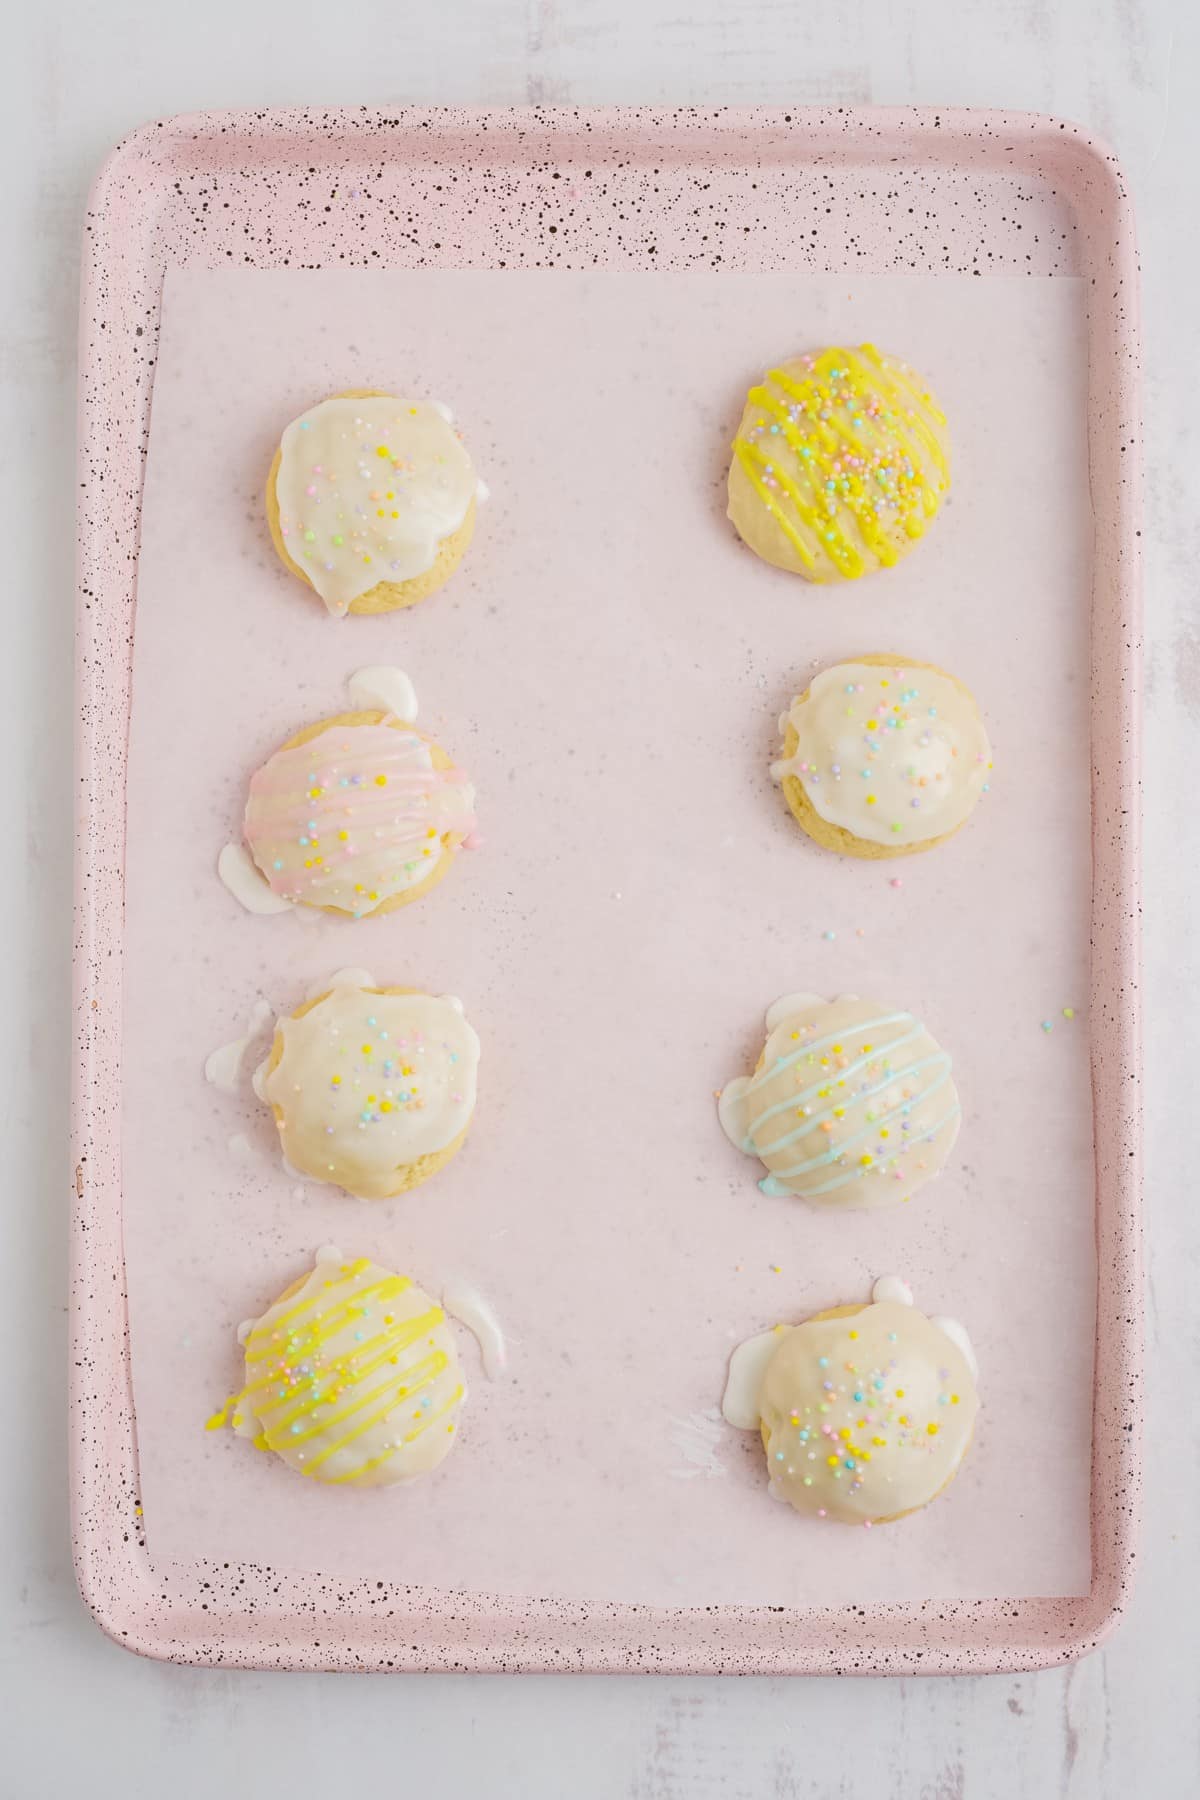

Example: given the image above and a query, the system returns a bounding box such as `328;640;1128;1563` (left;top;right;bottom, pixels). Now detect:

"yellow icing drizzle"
241;1256;372;1349
206;1258;459;1486
731;344;949;582
243;1269;410;1364
735;441;821;569
325;1386;464;1484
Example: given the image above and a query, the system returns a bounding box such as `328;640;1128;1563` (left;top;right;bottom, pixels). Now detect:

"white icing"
346;665;418;722
227;1132;255;1161
430;400;454;423
205;1038;247;1096
721;1326;787;1429
442;1284;507;1379
204;999;275;1095
305;967;376;1000
262;987;480;1200
871;1274;915;1308
667;1409;726;1478
251;1058;269;1104
930;1315;979;1378
716;1075;752;1150
764;991;822;1034
274;396;478;616
231;1404;260;1440
218;842;294;915
774;661;992;848
475;477;491;504
719;994;959;1209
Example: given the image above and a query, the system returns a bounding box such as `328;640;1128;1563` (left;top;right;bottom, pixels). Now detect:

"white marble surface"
2;1;1194;1794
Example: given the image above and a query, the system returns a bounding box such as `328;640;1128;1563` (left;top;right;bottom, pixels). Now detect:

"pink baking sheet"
121;264;1095;1609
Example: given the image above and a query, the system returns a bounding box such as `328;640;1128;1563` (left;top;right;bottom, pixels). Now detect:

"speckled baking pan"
72;106;1142;1674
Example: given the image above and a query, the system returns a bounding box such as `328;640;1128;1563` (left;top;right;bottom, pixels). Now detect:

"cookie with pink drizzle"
219;667;477;919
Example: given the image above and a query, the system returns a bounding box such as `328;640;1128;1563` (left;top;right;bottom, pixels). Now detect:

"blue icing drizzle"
741;1010;912;1099
738;1001;957;1205
744;1022;924;1151
758;1055;953;1170
799;1103;960;1196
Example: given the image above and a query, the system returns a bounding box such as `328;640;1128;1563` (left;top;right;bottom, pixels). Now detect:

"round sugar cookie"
721;1275;979;1525
727;346;950;582
266;389;482;615
772;654;992;858
207;1246;466;1487
238;698;476;920
261;977;480;1200
718;992;960;1208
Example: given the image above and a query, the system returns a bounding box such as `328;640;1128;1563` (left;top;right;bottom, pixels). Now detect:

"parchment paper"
122;268;1094;1605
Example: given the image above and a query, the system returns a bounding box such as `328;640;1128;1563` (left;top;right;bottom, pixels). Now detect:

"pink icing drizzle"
243;723;476;916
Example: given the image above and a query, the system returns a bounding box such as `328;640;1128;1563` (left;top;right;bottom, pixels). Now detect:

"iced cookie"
727;346;950;581
207;1246;465;1486
721;1275;979;1525
259;972;480;1200
218;666;477;919
266;390;485;616
718;993;959;1207
772;655;992;858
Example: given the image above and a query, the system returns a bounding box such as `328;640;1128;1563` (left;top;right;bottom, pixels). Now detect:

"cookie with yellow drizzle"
207;1246;466;1487
727;346;950;582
